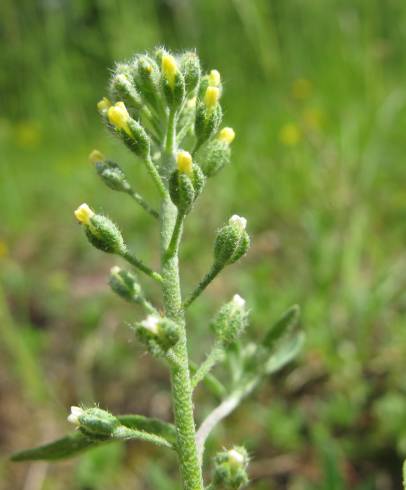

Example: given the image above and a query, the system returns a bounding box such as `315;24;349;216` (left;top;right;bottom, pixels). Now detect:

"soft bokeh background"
1;0;406;488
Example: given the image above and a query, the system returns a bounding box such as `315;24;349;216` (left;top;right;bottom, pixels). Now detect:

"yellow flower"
218;127;235;144
15;121;42;149
97;97;111;113
204;86;220;111
208;69;221;87
176;150;193;175
279;123;301;146
74;203;94;225
162;54;178;89
0;240;9;258
291;79;312;100
107;102;131;136
88;149;105;163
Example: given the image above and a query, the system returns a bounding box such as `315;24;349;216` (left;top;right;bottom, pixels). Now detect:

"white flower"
229;215;247;230
140;315;160;335
232;294;245;308
67;406;84;425
228;448;246;466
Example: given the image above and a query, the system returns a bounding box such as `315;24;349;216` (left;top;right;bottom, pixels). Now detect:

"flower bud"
125;118;151;159
213;446;249;489
109;68;142;112
68;406;119;438
107;101;131;136
208;69;221;87
169;151;205;215
204;86;220;111
136;314;180;355
161;52;185;109
211;294;249;346
109;266;142;303
97;97;112;115
132;55;161;111
194;100;223;148
200;127;235;177
74;204;126;255
91;153;131;193
214;215;250;267
180;51;201;94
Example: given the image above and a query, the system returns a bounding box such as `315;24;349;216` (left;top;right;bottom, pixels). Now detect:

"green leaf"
265;331;305;375
11;432;101;462
11;414;176;462
262;304;300;350
403;460;406;490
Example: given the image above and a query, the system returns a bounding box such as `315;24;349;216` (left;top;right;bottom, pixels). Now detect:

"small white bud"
232;294;245;308
67;406;84;425
140;315;160;335
229;215;247;230
228;448;246;467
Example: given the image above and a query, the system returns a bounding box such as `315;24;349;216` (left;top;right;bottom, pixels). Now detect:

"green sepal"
194;101;223;147
109;268;142;303
78;407;120;437
85;215;126;255
180;51;201;94
11;415;176;462
168;164;205;215
95;160;131;193
131;55;162;112
123;119;151;159
161;70;186;110
212;447;249;489
214;222;250;267
135;317;180;355
109;65;143;113
200;139;231;177
211;297;249;347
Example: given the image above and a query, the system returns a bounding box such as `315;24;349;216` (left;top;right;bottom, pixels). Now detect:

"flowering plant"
12;48;304;490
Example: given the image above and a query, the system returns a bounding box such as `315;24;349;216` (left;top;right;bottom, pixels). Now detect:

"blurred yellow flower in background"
15;121;42;149
302;107;323;130
291;78;313;100
279;123;301;146
0;240;9;259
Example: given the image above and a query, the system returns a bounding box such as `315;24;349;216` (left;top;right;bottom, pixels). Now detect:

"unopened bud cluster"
68;406;119;439
214;215;250;267
135;314;180;356
213;446;249;489
211;294;249;347
109;266;142;303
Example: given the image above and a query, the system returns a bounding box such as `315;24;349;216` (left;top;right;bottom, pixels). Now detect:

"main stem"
160;111;204;490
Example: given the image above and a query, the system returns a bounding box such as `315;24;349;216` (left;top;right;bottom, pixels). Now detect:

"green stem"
165;211;184;260
160;195;204;490
121;250;163;283
191;342;224;389
183;263;224;309
112;425;174;450
165;108;177;156
189;361;226;399
144;155;167;197
126;189;159;219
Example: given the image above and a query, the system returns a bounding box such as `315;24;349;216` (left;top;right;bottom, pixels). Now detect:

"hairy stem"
165;211;184;260
126;189;159;219
184;263;224;309
195;378;258;461
161;195;204;490
112;425;174;450
191;342;224;389
121;250;163;282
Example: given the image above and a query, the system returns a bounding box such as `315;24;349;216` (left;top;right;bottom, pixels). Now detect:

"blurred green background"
1;0;406;488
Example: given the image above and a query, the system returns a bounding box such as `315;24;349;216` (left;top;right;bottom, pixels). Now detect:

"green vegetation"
1;1;405;489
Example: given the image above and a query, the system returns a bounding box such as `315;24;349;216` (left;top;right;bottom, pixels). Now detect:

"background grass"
1;0;406;488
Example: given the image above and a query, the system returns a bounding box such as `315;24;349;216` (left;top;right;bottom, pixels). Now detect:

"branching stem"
184;263;224;309
126;189;159;219
191;342;224;390
121;250;163;283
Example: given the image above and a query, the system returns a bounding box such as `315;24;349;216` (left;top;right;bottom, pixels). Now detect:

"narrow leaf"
262;304;300;350
11;432;101;462
11;414;176;462
265;331;305;375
